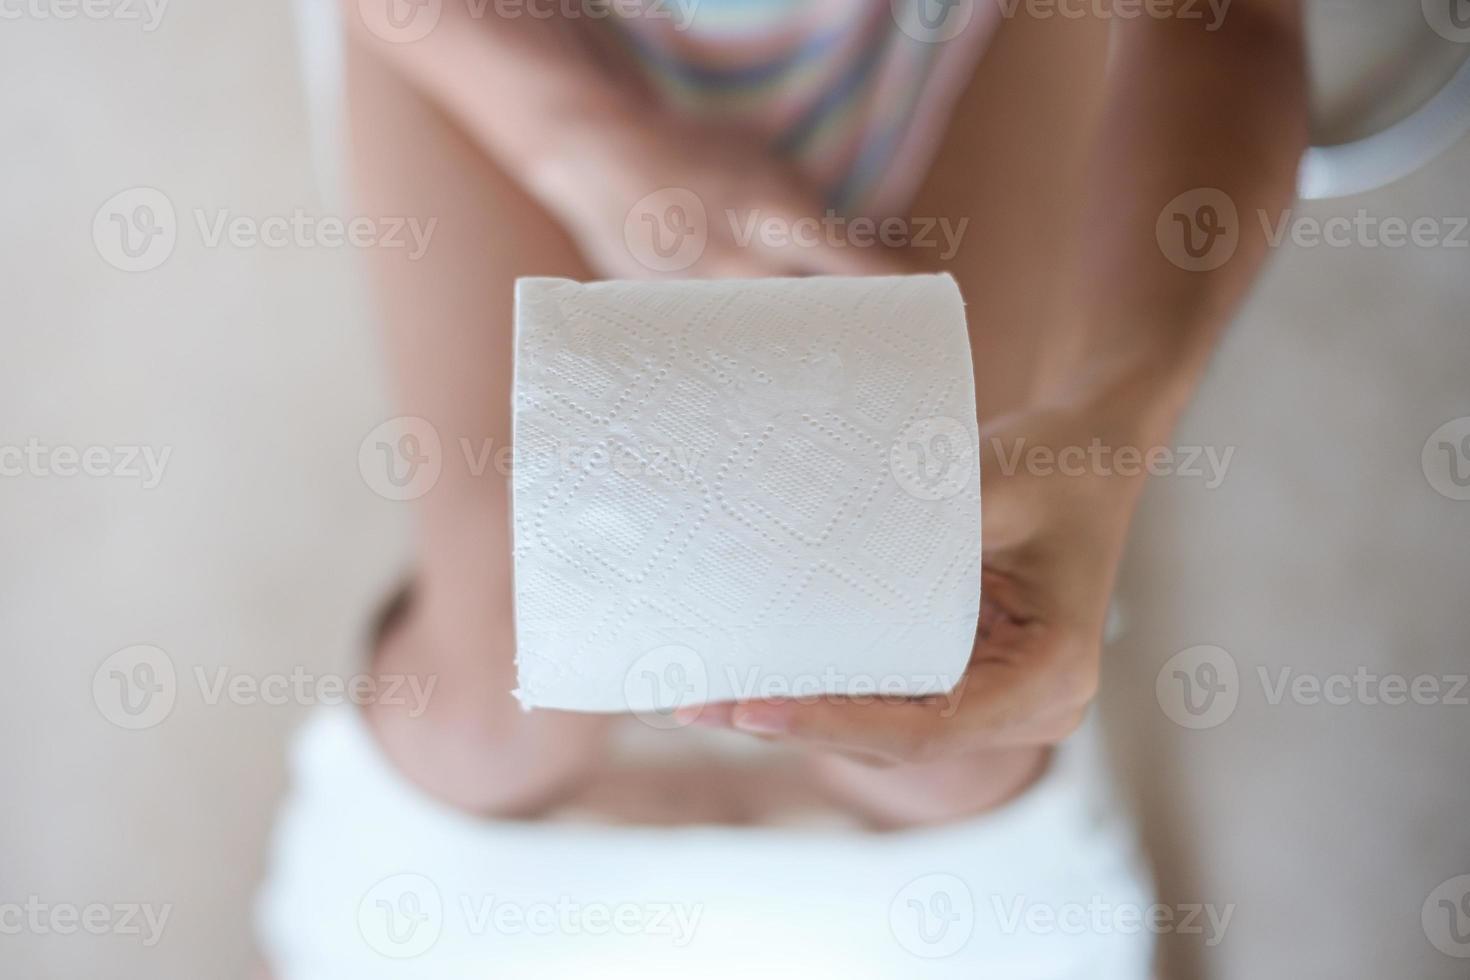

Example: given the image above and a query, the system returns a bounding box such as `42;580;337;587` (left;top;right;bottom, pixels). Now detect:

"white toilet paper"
511;274;980;714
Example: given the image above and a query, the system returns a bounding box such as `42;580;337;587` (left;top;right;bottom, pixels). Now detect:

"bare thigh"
912;12;1112;418
345;36;615;815
344;36;849;824
343;11;1111;826
805;12;1113;827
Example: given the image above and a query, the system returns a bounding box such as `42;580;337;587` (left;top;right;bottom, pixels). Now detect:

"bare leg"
806;11;1113;828
345;36;613;816
344;9;1109;825
916;15;1113;420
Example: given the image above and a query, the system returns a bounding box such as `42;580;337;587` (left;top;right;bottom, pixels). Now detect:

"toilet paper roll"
511;274;980;715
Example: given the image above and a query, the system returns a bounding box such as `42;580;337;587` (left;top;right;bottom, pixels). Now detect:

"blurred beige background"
2;2;1467;978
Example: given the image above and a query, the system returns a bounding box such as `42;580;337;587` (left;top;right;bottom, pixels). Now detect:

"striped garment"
599;0;1001;217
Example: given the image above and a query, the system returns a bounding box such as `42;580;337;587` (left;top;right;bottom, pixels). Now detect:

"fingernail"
731;704;791;735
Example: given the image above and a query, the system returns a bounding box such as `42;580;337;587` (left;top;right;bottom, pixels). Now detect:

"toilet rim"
1298;45;1470;199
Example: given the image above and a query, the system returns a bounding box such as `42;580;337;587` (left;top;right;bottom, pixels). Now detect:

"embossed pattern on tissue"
511;275;981;710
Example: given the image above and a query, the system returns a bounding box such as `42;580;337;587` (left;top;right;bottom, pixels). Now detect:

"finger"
740;197;910;278
729;695;951;763
728;625;1097;760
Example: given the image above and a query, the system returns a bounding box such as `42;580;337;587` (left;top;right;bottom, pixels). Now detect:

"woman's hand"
689;363;1181;764
347;4;904;282
530;119;905;281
